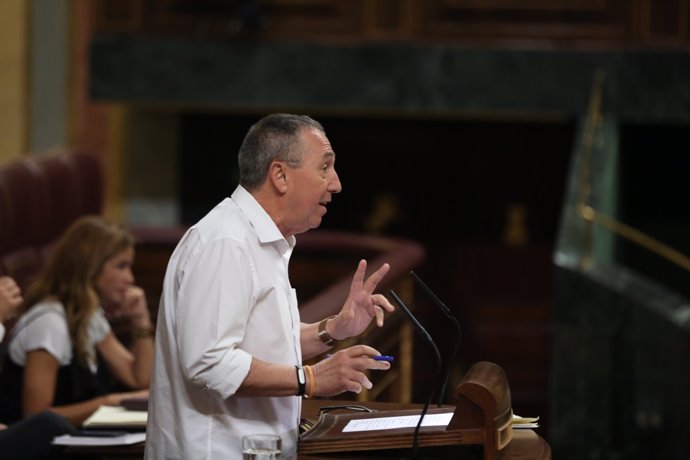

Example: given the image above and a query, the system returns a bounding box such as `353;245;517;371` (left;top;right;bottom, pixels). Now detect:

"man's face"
284;128;342;235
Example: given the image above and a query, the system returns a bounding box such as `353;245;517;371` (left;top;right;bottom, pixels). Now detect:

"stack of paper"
53;432;146;446
82;405;147;430
512;414;539;429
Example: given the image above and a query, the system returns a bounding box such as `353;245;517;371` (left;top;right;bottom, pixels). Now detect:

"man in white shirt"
146;114;396;459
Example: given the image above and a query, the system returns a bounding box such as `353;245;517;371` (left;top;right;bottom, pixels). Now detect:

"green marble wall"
90;37;690;123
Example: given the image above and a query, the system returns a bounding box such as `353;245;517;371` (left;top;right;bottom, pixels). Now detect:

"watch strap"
295;365;306;396
317;315;338;347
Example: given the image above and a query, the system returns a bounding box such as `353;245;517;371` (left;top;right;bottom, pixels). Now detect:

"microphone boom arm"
410;271;462;407
389;289;442;459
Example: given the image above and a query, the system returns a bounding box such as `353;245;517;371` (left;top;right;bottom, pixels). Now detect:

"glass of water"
242;434;282;459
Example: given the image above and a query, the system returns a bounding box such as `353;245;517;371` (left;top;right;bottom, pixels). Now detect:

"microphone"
409;270;462;407
389;289;442;459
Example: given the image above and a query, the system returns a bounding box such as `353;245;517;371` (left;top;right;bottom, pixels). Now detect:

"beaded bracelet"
304;365;316;398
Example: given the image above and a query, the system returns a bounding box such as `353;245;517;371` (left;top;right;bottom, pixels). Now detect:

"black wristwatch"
295;365;306;396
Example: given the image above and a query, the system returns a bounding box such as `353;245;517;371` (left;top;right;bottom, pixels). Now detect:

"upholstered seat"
0;150;103;288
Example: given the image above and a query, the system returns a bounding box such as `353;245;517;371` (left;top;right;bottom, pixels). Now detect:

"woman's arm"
23;350;61;418
97;330;152;389
23;349;149;426
98;286;154;389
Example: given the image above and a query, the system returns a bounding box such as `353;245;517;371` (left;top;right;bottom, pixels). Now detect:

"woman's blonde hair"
22;215;134;367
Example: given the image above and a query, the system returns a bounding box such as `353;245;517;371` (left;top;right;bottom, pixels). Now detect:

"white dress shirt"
145;186;302;460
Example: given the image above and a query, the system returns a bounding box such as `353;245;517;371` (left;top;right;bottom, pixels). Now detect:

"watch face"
297;367;306;384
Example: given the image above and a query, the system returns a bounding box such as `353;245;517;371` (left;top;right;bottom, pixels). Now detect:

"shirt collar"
231;185;296;253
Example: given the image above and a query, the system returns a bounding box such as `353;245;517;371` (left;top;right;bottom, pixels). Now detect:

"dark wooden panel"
419;0;637;42
92;0;360;37
446;243;554;440
261;0;363;37
362;0;418;40
148;0;267;35
90;0;690;46
92;0;143;33
644;0;689;42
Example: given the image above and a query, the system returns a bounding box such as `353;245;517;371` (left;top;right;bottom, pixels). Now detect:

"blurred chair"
0;149;102;289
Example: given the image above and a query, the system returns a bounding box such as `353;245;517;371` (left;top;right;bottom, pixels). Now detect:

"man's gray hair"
238;113;325;190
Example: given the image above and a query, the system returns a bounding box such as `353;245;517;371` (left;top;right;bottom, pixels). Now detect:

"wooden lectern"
299;361;514;460
61;361;548;460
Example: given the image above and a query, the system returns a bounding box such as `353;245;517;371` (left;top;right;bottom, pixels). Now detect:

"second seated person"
0;216;152;427
145;113;395;459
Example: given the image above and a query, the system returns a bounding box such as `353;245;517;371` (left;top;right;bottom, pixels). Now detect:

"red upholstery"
0;150;103;288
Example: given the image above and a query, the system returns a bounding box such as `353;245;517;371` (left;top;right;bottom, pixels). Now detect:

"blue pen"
325;354;394;361
373;355;394;362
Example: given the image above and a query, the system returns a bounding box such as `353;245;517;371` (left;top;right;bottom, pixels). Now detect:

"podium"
61;361;549;459
299;361;527;460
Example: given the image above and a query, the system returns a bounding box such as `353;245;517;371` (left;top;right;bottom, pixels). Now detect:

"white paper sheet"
342;412;453;432
52;432;146;446
82;405;147;428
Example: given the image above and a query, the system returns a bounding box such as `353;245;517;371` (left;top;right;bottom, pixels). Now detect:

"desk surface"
65;399;551;460
299;399;550;460
297;430;549;460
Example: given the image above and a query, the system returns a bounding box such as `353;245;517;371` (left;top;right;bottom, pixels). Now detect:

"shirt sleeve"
89;308;112;343
175;237;254;399
9;308;72;366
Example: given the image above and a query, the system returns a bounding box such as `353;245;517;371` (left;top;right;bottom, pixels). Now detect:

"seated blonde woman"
0;216;152;427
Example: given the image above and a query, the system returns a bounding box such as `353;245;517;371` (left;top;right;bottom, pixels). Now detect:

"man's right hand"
311;344;392;396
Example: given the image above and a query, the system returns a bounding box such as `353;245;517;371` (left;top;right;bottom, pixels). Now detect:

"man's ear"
269;161;289;194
